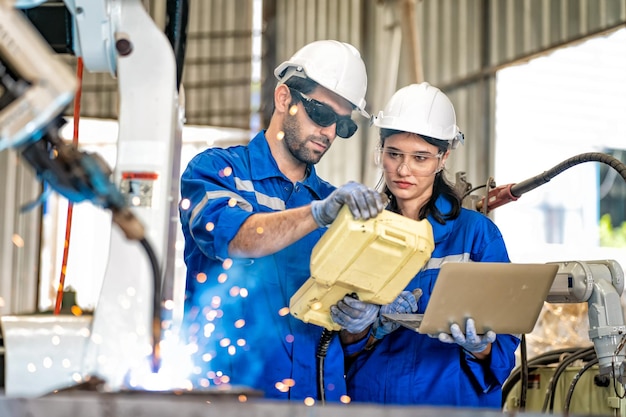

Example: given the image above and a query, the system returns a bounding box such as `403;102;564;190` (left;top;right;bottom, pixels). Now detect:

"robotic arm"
458;155;626;397
470;152;626;214
0;0;144;239
1;0;185;391
547;259;626;382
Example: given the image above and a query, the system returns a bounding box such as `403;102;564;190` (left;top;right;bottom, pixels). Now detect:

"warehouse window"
38;120;250;313
494;28;626;267
493;28;626;358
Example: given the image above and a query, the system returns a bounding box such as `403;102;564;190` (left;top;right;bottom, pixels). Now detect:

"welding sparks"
12;234;24;248
275;381;289;392
180;198;191;210
203;323;215;337
289;105;298;116
205;222;215;232
222;258;233;270
196;273;207;284
276;130;285;140
219;167;233;177
42;357;53;369
124;330;196;392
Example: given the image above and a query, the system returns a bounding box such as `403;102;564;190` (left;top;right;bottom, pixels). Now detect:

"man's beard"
282;114;329;165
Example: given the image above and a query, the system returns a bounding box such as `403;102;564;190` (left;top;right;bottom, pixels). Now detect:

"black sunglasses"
289;88;358;139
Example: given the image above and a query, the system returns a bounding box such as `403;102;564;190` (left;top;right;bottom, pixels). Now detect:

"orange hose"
54;57;84;315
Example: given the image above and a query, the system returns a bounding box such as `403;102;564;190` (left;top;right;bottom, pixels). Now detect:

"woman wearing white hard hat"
332;83;519;408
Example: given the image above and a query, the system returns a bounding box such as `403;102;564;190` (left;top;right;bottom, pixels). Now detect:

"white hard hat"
374;82;464;149
274;40;369;118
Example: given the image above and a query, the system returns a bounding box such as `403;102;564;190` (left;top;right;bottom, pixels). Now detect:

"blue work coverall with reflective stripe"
345;196;521;407
179;131;343;400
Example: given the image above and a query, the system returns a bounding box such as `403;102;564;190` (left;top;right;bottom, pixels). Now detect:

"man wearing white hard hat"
179;40;384;401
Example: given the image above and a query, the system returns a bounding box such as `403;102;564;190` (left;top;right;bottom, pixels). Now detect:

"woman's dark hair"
378;128;461;224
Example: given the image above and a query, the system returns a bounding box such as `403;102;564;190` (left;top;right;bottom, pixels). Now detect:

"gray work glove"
437;317;496;353
311;181;384;227
372;290;420;339
330;295;380;334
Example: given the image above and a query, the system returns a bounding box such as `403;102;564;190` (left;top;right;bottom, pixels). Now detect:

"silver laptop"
383;262;559;335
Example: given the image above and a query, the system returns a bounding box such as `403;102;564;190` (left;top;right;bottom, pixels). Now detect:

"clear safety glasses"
289;88;358;139
375;147;444;176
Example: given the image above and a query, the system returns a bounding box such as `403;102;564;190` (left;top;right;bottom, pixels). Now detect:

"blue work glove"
372;290;420;339
437;318;496;353
330;295;380;334
311;181;384;227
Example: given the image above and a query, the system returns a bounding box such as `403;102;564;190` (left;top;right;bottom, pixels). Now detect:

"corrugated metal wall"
0;0;255;315
263;0;626;189
0;150;42;315
2;0;625;315
73;0;254;129
263;0;368;186
182;0;253;129
412;0;626;188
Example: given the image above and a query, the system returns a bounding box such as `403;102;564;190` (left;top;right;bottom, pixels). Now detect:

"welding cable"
501;346;584;408
510;152;626;198
518;334;528;410
563;356;599;414
541;345;596;413
475;152;626;213
138;236;163;373
164;0;189;91
611;335;626;400
316;328;337;404
462;183;487;200
54;56;84;315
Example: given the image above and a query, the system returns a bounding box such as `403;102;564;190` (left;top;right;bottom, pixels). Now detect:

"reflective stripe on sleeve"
235;177;286;211
188;190;253;241
424;253;471;271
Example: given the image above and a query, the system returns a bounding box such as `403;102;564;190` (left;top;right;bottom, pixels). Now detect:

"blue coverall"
344;196;521;407
179;131;347;400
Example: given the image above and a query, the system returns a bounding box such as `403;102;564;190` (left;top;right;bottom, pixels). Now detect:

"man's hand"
311;181;384;227
330;295;379;334
372;290;420;339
